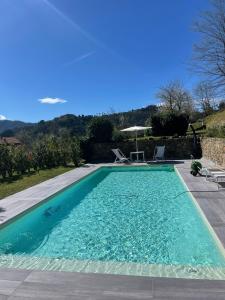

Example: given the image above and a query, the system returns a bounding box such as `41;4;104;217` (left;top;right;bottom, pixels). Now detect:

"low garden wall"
201;137;225;167
89;137;194;162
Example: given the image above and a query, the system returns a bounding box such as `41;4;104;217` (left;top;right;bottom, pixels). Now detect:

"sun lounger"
153;146;165;160
111;149;130;163
200;167;225;180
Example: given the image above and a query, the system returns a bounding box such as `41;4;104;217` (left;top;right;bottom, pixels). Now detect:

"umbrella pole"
135;131;139;161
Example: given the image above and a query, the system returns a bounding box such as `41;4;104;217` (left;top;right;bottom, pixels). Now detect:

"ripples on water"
0;166;224;268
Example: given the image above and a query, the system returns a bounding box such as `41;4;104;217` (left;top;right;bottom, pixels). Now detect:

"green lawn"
0;166;74;200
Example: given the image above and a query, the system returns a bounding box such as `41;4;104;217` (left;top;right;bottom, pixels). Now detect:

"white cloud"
0;115;7;120
39;98;67;104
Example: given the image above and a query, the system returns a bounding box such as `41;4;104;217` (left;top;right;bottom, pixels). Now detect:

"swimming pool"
0;165;225;279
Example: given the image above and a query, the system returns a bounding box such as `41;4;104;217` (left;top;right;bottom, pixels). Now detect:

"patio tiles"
0;269;224;299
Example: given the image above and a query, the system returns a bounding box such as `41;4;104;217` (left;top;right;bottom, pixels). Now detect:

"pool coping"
0;161;225;282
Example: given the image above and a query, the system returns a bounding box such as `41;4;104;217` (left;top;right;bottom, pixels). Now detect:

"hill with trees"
0;105;158;144
0;120;32;135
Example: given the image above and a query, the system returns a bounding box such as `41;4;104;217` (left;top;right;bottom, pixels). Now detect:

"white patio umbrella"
120;126;152;152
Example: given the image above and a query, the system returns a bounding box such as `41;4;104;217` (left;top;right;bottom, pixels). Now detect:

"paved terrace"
0;160;225;299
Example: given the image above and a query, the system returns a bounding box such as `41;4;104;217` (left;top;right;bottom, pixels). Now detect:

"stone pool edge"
175;166;225;261
0;161;225;280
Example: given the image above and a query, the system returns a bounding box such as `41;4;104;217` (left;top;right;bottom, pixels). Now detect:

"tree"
192;0;225;92
1;129;14;137
218;100;225;111
70;137;81;167
0;145;14;178
13;146;31;175
194;81;216;116
88;118;113;142
151;113;189;136
156;81;194;115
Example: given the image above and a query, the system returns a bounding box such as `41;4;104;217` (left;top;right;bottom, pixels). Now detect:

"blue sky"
0;0;210;122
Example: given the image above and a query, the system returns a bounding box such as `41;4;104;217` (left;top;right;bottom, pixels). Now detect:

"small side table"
130;151;145;162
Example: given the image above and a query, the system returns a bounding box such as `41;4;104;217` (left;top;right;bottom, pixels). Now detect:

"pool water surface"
0;165;224;271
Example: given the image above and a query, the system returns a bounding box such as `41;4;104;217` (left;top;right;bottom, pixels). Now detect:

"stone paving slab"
0;269;224;299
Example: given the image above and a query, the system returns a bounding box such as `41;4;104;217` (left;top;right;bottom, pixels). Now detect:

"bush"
112;130;125;142
190;161;202;176
70;137;81;167
0;135;82;181
0;145;14;178
13;146;31;174
88;117;113;142
151;113;189;136
80;138;93;162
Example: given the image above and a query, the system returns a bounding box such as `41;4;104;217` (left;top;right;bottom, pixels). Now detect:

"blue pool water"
0;166;224;267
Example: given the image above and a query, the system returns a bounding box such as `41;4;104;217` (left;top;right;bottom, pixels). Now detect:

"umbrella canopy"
120;126;151;132
120;126;152;152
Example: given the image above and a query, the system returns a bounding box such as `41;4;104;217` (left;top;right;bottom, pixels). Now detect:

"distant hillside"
205;110;225;127
104;105;157;128
0;120;32;134
6;105;157;144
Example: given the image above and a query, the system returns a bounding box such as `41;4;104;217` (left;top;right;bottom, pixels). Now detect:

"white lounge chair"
153;146;165;160
112;148;130;163
200;167;225;189
201;167;225;180
211;173;225;189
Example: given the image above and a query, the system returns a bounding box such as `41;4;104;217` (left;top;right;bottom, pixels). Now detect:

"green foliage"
112;129;125;142
105;105;158;128
70;137;81;167
151;113;189;136
190;161;202;176
0;135;82;181
13;146;31;175
0;145;14;178
88;117;113;142
0;129;14;137
80;138;93;162
0;120;31;135
1;106;158;145
205;126;225;138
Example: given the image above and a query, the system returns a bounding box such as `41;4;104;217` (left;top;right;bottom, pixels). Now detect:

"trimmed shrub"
151;113;189;136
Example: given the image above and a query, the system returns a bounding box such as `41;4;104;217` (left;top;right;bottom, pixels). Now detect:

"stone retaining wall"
89;137;194;162
201;137;225;167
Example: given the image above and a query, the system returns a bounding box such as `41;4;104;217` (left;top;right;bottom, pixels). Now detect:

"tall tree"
156;81;194;115
192;0;225;92
88;118;113;143
194;81;216;116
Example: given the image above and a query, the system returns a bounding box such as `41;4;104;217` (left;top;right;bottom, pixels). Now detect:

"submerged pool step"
0;255;225;280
